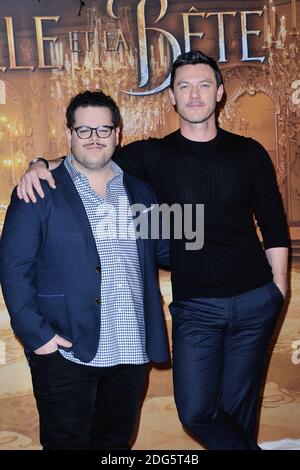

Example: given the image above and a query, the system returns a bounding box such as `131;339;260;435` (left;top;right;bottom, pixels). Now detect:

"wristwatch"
29;157;49;170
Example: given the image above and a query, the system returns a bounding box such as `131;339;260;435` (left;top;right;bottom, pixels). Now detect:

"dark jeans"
169;281;284;450
29;352;148;450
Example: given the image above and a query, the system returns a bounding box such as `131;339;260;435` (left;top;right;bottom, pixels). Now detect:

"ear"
168;87;176;106
216;84;224;103
115;127;120;146
66;128;72;148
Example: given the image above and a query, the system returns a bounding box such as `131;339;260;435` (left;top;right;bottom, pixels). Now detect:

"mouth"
186;102;205;108
84;144;106;150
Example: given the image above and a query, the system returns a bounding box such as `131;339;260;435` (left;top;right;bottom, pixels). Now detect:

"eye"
178;84;189;90
77;127;91;138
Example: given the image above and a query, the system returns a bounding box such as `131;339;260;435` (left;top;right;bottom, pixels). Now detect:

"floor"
0;269;299;450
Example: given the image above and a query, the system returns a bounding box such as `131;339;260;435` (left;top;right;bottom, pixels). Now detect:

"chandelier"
49;6;172;147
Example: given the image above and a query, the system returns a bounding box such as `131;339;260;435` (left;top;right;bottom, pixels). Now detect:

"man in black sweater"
17;51;289;450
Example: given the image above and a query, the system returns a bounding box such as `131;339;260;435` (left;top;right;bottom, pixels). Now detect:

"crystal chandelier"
49;6;172;146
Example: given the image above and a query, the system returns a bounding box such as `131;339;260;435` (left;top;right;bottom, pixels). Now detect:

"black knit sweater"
114;128;289;300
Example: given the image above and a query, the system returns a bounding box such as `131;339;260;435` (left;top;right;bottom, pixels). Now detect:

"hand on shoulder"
16;158;62;203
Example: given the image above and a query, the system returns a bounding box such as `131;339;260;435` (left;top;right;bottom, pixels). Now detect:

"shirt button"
96;266;101;273
95;298;101;305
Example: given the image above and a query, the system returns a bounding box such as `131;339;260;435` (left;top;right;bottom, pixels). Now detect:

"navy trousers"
169;281;284;450
29;351;148;450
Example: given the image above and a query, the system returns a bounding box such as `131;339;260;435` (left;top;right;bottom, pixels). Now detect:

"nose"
90;129;99;140
190;85;201;99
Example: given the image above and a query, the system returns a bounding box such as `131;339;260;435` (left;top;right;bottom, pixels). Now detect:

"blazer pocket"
37;294;72;339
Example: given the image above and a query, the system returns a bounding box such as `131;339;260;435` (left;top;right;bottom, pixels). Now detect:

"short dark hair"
66;90;121;128
170;50;223;90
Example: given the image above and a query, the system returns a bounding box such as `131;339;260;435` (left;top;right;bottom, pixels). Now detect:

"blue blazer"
0;164;170;363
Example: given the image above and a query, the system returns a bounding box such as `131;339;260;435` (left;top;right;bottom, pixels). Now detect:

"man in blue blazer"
0;91;169;450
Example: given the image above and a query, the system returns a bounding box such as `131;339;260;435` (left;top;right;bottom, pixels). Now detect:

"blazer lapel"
55;165;145;278
123;174;145;281
55;164;99;257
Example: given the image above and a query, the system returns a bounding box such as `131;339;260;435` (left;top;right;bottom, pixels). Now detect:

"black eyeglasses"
71;125;115;139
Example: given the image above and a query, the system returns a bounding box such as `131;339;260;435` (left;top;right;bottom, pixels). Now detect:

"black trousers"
170;281;284;450
29;351;148;450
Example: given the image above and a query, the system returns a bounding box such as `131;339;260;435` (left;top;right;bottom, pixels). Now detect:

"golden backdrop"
0;0;299;449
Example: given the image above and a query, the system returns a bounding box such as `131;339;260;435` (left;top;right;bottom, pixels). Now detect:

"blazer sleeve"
0;189;56;351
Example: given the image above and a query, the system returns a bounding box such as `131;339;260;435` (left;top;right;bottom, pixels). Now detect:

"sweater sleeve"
250;139;289;249
145;181;170;267
113;140;147;180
